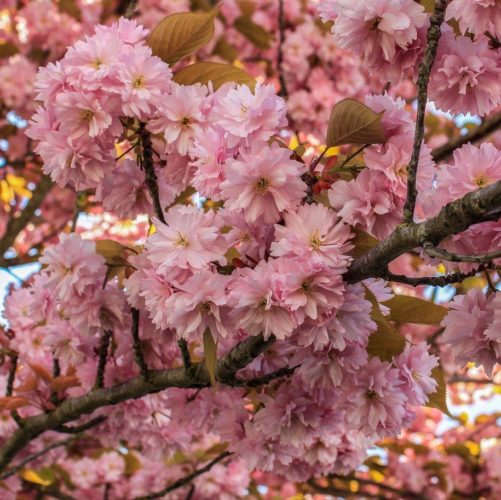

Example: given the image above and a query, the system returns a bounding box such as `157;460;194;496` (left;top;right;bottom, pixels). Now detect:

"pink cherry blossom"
146;206;228;274
446;0;501;38
220;143;306;224
429;34;501;116
271;203;353;270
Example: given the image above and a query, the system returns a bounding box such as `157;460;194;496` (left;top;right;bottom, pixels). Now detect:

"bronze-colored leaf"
383;295;448;325
0;42;19;59
58;0;81;20
213;38;238;62
365;287;406;361
148;10;217;65
327;98;386;147
174;62;255;90
420;0;435;13
234;16;272;49
203;328;217;386
426;365;451;416
350;228;379;258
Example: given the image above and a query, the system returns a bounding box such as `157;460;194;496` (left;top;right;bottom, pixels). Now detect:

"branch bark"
135;451;231;499
402;0;448;223
0;334;267;473
0;174;52;261
345;180;501;283
432;111;501;163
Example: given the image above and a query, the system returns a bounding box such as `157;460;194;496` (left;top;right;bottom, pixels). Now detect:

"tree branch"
423;242;501;263
135;451;231;499
94;330;113;389
384;267;487;287
0;334;269;473
345;180;501;283
0;174;52;261
403;0;448;223
131;308;149;379
432;111;501;163
0;437;74;480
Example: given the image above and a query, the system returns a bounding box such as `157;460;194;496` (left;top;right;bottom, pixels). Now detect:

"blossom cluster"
0;14;447;490
1;1;500;496
319;0;501;116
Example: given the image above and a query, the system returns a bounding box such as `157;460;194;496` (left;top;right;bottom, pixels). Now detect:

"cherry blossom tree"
0;0;500;498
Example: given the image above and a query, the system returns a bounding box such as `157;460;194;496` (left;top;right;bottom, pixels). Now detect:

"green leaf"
203;328;217;386
425;365;451;416
383;295;448;325
174;62;255;90
234;16;272;49
327;98;386;147
148;10;217;65
365;287;406;361
350;228;379;258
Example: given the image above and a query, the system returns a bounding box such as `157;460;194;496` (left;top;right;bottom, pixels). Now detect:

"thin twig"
402;0;448;223
131;308;149;379
423;242;501;263
178;339;192;370
55;416;106;434
277;0;287;98
0;437;74;480
139;125;166;225
94;330;113;389
135;451;231;499
432;110;501;162
384;267;485;287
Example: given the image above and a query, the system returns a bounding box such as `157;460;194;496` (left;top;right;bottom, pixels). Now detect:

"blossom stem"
403;0;449;224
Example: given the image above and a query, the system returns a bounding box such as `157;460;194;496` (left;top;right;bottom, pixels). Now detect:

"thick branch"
402;0;448;223
346;180;501;282
0;334;268;473
135;451;231;499
0;174;52;260
432;111;501;163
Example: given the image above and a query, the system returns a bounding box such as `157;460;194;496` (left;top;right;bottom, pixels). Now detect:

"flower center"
301;280;313;293
474;174;490;188
366;389;378;401
174;232;189;248
92;58;103;69
81;109;94;121
309;230;323;250
133;76;145;88
255;177;270;194
181;116;192;128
